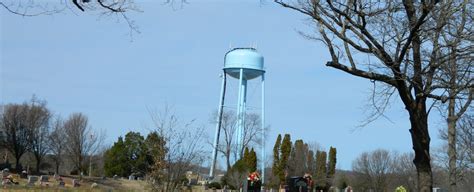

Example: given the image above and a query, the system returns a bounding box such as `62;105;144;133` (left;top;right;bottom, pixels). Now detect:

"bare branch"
326;61;396;86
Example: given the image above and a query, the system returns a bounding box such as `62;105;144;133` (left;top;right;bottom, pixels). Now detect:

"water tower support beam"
236;68;247;159
209;72;227;178
261;73;265;186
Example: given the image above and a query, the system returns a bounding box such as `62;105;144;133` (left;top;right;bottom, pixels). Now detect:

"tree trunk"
15;156;22;172
447;98;457;192
408;110;433;192
447;46;458;192
35;157;41;174
226;148;231;171
56;161;60;175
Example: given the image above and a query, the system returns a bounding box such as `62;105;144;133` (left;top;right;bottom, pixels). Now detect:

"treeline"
0;98;207;191
341;148;473;192
0;97;101;175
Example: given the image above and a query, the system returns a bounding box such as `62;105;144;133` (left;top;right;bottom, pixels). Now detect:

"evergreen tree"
272;134;282;184
104;131;163;177
244;147;250;168
124;132;147;174
145;131;166;166
249;148;257;172
328;147;337;178
279;134;292;184
306;148;315;175
104;137;130;177
315;150;327;190
289;139;307;176
145;131;167;182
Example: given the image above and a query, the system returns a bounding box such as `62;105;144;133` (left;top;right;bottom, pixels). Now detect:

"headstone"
128;175;135;180
39;175;50;186
91;182;98;188
73;179;80;187
113;175;118;180
40;175;49;182
27;176;39;186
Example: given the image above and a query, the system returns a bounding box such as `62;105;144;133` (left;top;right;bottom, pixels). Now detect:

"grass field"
1;175;150;191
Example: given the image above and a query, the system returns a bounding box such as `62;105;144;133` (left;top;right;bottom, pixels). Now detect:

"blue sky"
1;0;445;170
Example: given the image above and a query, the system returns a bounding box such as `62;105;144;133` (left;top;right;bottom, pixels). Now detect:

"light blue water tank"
224;48;264;80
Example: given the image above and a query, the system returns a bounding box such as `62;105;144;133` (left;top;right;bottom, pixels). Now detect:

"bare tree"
49;116;65;174
0;0;138;15
390;152;418;191
352;149;392;192
63;113;102;176
0;103;29;171
25;98;52;173
434;114;473;191
149;107;206;192
430;2;473;190
0;0;187;37
0;0;141;37
274;1;473;190
211;110;263;171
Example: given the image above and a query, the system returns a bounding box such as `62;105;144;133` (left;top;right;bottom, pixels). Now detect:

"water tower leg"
210;73;226;179
261;73;265;189
242;77;247;152
236;68;247;159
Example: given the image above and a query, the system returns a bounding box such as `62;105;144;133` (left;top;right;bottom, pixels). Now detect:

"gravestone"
73;179;80;187
40;175;49;182
27;176;39;186
91;182;98;188
39;175;50;186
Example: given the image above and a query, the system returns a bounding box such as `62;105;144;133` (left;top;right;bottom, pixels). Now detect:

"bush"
396;186;407;192
208;182;222;189
221;159;248;189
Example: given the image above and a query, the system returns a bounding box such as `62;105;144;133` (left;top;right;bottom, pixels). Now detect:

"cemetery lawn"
2;175;150;191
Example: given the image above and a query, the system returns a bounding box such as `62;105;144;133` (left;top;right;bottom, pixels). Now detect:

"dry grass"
1;175;150;191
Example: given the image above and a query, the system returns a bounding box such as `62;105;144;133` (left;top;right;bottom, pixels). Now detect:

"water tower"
210;48;266;182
